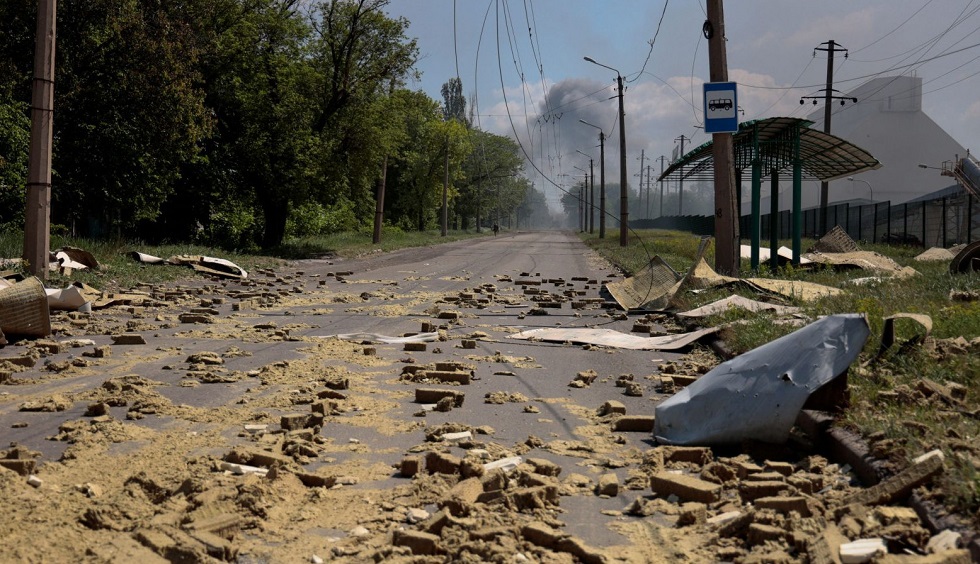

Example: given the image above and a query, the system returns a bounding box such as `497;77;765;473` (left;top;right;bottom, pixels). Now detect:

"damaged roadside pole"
654;314;870;446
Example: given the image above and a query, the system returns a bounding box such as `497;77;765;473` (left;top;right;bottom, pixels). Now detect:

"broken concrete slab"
654;314;870;446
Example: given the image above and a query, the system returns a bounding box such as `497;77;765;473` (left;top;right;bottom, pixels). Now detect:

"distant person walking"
492;222;499;236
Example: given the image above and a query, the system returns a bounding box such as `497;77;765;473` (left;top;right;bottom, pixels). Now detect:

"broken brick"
650;472;721;503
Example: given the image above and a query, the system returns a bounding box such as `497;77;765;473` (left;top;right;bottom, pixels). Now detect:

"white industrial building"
804;75;966;207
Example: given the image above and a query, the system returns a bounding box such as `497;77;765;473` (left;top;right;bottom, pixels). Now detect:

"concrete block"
650;472;721;503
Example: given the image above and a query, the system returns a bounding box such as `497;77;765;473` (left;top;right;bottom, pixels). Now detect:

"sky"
386;0;980;210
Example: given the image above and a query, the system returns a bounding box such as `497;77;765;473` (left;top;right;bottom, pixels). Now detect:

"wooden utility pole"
372;155;387;244
706;0;739;275
646;164;652;219
24;0;57;279
441;134;449;237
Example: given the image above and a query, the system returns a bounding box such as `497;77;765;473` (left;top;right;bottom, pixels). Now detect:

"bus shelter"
658;117;881;269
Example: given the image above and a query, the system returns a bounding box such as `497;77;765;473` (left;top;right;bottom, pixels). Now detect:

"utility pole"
441;133;449;236
373;155;387;244
657;155;666;217
637;150;646;219
706;0;739;275
810;40;850;235
674;135;689;215
646;165;652;219
24;0;57;279
580;120;606;238
589;159;594;233
616;73;629;246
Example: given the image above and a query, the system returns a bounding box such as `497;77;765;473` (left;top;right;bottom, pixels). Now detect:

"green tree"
0;98;30;227
440;77;467;125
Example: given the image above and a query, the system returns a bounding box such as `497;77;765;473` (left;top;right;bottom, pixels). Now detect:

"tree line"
0;0;546;250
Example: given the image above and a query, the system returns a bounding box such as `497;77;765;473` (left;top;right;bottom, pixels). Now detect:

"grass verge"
583;228;980;528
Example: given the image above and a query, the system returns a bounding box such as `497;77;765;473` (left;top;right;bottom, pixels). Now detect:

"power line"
627;0;670;84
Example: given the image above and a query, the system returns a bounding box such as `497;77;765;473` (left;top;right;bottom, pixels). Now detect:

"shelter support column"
750;124;761;271
769;171;779;270
792;127;802;265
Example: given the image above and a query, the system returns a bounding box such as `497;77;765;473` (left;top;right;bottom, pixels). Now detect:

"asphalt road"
0;230;690;552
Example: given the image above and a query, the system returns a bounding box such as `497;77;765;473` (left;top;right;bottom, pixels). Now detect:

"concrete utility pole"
674;135;689;215
706;0;740;275
637;150;646;219
579;120;606;238
24;0;57;279
813;40;849;235
657;155;666;217
646;164;652;219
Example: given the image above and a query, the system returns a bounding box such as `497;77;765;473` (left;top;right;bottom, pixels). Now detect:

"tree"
0;98;30;227
457;129;525;229
440;77;467;125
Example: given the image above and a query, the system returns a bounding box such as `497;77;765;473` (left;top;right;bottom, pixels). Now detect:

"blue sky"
387;0;980;208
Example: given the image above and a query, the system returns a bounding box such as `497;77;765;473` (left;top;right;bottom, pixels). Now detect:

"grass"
0;227;491;291
583;228;980;526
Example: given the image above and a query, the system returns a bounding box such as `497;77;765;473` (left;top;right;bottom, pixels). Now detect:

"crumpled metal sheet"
803;251;918;278
602;256;680;310
508;326;720;351
950;241;980;274
653;313;870;446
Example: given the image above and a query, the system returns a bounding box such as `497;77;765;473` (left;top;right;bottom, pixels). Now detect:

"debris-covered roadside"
0;233;977;563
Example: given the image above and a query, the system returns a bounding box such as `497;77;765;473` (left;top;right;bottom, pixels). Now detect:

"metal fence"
637;193;979;247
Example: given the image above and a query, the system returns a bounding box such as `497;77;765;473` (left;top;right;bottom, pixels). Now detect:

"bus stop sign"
703;82;738;134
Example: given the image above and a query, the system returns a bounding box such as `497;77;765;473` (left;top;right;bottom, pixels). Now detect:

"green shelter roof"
657;117;881;183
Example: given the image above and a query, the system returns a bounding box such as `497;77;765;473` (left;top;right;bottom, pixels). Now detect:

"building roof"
658;117;881;183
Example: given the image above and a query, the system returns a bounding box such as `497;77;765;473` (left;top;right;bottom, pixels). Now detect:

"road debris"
654;314;870;445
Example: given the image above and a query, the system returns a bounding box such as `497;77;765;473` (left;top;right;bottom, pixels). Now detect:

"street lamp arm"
584;56;621;76
578;119;601;131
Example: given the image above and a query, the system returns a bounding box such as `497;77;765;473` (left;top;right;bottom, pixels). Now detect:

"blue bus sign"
703;82;738;134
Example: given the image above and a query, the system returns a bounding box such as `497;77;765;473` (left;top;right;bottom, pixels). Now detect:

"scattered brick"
596;473;619;497
599;400;626;416
611;416;655;432
404;343;427;352
846;451;943;507
392;530;441;556
399;456;421;477
526;458;562;477
662;446;713;465
415;388;465;407
676;502;707;526
747;523;786;546
111;334;146;345
754;496;812;517
425;451;461;475
650;472;721;503
739;480;794;502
